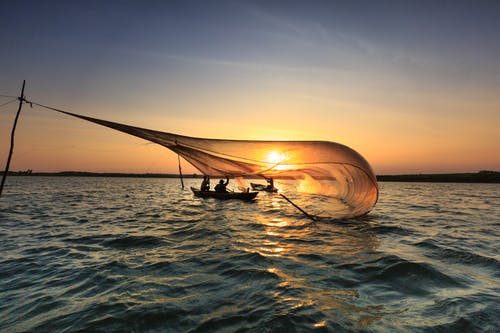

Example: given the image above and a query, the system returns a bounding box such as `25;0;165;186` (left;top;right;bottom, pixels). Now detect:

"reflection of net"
57;110;378;218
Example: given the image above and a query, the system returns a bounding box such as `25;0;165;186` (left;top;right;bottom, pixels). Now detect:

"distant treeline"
0;171;193;178
376;170;500;183
2;170;499;183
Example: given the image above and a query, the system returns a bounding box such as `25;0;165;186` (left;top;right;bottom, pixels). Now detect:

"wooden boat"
190;187;258;201
250;183;278;192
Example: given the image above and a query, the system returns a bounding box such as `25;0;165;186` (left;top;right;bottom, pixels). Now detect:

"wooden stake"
0;80;25;197
177;153;184;189
279;193;317;222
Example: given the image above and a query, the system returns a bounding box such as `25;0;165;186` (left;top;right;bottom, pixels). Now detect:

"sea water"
0;177;498;332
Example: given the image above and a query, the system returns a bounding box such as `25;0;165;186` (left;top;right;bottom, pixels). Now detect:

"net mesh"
56;110;378;218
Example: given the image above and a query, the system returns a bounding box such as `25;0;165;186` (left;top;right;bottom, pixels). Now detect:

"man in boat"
266;177;274;191
214;176;229;193
200;175;210;191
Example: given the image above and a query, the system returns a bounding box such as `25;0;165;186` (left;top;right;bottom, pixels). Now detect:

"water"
0;177;498;332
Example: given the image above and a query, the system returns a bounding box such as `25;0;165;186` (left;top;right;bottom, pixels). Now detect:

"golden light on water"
313;321;327;327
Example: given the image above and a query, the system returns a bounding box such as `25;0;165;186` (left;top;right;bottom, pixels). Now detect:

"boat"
250;182;278;192
190;187;258;201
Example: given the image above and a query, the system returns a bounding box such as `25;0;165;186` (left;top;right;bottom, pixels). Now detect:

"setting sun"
266;151;287;165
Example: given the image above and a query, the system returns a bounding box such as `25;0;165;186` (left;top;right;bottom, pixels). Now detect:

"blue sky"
1;1;499;173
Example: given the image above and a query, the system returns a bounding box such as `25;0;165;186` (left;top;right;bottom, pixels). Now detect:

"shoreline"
2;170;499;183
376;170;499;183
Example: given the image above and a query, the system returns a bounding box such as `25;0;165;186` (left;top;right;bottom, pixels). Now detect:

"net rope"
30;101;379;218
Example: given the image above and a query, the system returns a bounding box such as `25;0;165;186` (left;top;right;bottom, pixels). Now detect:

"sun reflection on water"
230;209;387;330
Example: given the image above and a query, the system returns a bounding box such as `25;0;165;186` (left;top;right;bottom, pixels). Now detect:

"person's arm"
225;176;229;185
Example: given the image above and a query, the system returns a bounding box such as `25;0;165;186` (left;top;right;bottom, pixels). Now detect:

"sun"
266;151;287;165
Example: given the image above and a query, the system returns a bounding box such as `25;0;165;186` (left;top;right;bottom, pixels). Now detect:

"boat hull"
190;187;258;201
250;183;278;192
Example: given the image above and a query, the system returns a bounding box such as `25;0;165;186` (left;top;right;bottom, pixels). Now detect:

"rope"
0;94;17;99
0;98;18;108
28;101;67;114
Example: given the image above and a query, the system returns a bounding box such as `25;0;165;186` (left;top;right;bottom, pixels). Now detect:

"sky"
1;0;499;174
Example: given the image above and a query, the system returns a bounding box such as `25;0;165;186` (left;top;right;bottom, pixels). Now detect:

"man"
266;177;274;191
214;176;229;193
200;175;210;191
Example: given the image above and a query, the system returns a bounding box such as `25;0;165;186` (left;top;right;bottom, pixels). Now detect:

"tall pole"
279;193;317;222
0;80;26;197
177;154;185;189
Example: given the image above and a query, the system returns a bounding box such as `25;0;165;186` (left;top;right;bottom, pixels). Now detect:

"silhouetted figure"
214;176;229;193
266;178;274;191
200;175;210;191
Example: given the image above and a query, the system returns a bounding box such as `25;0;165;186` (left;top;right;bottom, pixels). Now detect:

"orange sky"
1;87;498;175
1;2;499;174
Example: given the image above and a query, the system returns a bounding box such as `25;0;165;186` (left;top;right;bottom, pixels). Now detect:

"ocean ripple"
0;178;498;332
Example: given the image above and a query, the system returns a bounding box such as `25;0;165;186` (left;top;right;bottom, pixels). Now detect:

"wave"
102;235;165;248
419;301;498;332
337;255;465;294
1;179;499;332
65;234;166;249
415;238;500;273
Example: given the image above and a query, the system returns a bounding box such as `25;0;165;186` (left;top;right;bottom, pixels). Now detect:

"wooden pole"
279;193;317;222
177;153;184;189
0;80;26;197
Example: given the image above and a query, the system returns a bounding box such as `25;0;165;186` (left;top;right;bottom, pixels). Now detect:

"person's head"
219;179;224;184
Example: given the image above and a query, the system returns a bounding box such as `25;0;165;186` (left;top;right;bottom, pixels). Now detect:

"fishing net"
48;109;378;218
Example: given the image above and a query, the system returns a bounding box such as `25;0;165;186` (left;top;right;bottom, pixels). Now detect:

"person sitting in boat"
200;175;210;191
214;176;229;193
266;177;274;191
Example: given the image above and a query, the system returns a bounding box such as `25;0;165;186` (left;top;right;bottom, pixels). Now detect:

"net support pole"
177;154;184;189
279;193;317;222
0;80;26;198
